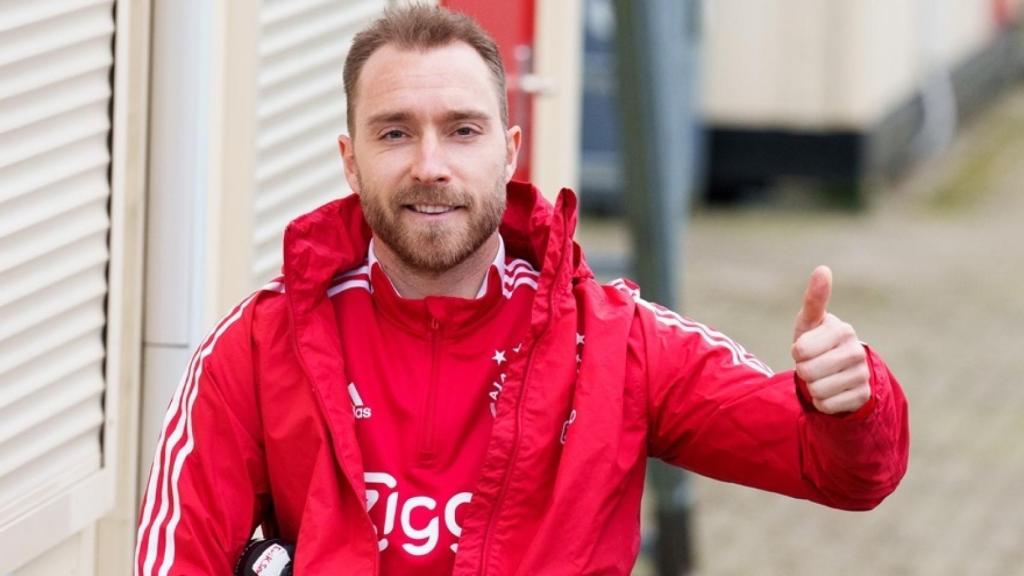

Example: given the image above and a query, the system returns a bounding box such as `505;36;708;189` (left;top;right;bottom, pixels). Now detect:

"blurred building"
705;0;1024;200
580;0;1024;209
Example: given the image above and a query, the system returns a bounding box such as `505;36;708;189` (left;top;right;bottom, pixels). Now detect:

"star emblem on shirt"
492;350;507;365
576;332;585;346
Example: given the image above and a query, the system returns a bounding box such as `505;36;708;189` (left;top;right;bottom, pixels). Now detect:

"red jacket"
135;183;909;575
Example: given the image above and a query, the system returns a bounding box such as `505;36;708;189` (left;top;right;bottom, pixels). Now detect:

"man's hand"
791;266;871;415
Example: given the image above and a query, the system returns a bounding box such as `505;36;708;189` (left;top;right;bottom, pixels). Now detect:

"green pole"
612;0;702;574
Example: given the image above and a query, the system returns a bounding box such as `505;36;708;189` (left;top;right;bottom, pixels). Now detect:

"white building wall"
704;0;1019;129
531;0;584;200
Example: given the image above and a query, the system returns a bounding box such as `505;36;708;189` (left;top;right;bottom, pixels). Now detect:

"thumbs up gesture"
791;266;871;414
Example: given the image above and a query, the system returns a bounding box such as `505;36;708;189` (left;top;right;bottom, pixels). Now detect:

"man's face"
339;42;521;274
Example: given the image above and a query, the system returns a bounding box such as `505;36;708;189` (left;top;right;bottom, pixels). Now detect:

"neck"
372;233;500;299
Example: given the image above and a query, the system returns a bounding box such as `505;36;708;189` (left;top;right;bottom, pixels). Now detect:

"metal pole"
612;0;702;574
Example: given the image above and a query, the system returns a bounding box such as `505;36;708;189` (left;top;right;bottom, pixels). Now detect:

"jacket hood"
281;181;593;311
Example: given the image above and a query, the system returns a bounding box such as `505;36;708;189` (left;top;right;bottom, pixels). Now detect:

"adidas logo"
348;382;372;419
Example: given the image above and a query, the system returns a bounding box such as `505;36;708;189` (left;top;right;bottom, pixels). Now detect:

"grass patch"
929;111;1024;212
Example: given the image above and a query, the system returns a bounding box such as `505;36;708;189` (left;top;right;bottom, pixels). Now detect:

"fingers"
794;336;866;383
792;314;856;362
793;316;872;414
793;265;833;341
812;383;872;415
804;361;871;403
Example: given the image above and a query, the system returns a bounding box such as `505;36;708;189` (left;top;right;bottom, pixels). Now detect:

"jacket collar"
367;235;506;300
366;235;515;337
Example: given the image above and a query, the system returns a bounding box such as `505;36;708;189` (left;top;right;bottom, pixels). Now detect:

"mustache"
394;184;472;207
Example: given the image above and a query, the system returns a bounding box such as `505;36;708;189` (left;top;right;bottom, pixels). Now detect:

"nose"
409;133;451;185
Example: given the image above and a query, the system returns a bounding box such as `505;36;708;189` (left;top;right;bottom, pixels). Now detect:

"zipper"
477;226;568;573
477;332;543;571
419;315;442;464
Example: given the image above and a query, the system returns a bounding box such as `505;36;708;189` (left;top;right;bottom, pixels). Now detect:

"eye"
453;125;480;137
381;129;407;141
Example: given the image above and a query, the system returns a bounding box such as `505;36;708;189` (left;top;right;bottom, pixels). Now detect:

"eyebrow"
365;111;414;127
442;110;490;124
364;109;492;128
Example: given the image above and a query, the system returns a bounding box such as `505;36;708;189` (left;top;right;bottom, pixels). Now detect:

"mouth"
404;204;462;215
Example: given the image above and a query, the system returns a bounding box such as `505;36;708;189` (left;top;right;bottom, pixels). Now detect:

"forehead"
354;42;502;125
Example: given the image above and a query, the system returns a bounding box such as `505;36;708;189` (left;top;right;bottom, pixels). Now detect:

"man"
134;6;908;575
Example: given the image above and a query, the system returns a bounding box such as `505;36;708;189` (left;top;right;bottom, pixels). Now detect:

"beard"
359;175;506;274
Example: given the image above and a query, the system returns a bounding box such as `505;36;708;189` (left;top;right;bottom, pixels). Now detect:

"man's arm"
135;297;269;575
635;268;909;510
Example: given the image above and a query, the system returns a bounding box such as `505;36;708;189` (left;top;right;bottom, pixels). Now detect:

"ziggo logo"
364;472;472;556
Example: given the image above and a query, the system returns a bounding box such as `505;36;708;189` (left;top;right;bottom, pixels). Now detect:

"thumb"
793;265;832;342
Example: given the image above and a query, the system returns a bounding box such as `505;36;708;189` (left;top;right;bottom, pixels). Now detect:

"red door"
993;0;1019;27
442;0;536;182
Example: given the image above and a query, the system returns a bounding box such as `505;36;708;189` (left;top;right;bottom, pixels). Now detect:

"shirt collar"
367;235;506;300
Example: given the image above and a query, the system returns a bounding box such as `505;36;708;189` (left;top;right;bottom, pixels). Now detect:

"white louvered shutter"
253;0;387;287
0;0;115;526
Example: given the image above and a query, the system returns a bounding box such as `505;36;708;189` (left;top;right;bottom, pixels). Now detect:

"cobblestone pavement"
580;83;1024;576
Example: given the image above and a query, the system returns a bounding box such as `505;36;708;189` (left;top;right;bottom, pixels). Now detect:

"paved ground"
579;82;1024;575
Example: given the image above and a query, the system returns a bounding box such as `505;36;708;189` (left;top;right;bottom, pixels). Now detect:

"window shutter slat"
0;36;113;102
252;0;385;287
0;1;115;68
0;336;105;412
0;137;110;204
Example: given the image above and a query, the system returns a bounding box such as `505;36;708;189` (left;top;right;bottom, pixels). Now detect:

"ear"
503;125;522;183
338;134;361;194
